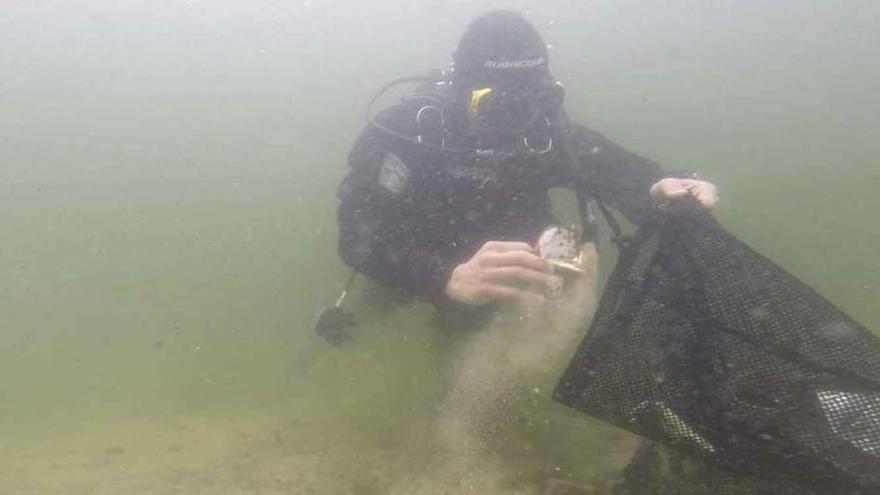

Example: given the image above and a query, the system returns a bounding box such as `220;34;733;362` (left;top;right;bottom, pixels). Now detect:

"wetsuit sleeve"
565;125;666;224
336;106;454;300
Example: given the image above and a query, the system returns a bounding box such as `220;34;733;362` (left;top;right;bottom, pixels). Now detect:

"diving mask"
467;80;564;135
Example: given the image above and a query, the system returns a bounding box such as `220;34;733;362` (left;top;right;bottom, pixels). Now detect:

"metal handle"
334;271;358;308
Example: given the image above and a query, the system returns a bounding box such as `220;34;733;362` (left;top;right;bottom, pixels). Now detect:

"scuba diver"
330;11;880;495
332;9;723;495
336;10;717;322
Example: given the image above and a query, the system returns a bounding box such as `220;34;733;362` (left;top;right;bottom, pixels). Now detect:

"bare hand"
445;241;553;306
649;178;719;209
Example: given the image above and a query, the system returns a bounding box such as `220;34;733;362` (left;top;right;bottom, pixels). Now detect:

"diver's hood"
452;10;550;86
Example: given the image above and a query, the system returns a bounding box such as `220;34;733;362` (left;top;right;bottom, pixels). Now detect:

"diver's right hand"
444;241;553;306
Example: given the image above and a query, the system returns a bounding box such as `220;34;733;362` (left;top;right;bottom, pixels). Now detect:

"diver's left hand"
649;178;718;209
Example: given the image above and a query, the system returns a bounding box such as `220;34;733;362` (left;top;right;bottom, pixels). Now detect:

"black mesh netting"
554;208;880;494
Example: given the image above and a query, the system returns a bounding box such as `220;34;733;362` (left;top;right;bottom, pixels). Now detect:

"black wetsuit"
337;93;665;305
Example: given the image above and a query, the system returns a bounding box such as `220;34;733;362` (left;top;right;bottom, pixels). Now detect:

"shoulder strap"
594;197;624;244
552;109;627;246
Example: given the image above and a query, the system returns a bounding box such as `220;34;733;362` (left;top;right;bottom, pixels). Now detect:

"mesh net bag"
554;207;880;494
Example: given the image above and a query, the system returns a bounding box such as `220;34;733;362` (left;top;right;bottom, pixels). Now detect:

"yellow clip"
468;88;493;119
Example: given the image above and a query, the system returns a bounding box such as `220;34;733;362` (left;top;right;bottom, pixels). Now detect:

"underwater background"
1;0;878;493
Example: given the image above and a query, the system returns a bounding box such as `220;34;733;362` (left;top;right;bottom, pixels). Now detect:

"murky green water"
2;1;878;493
